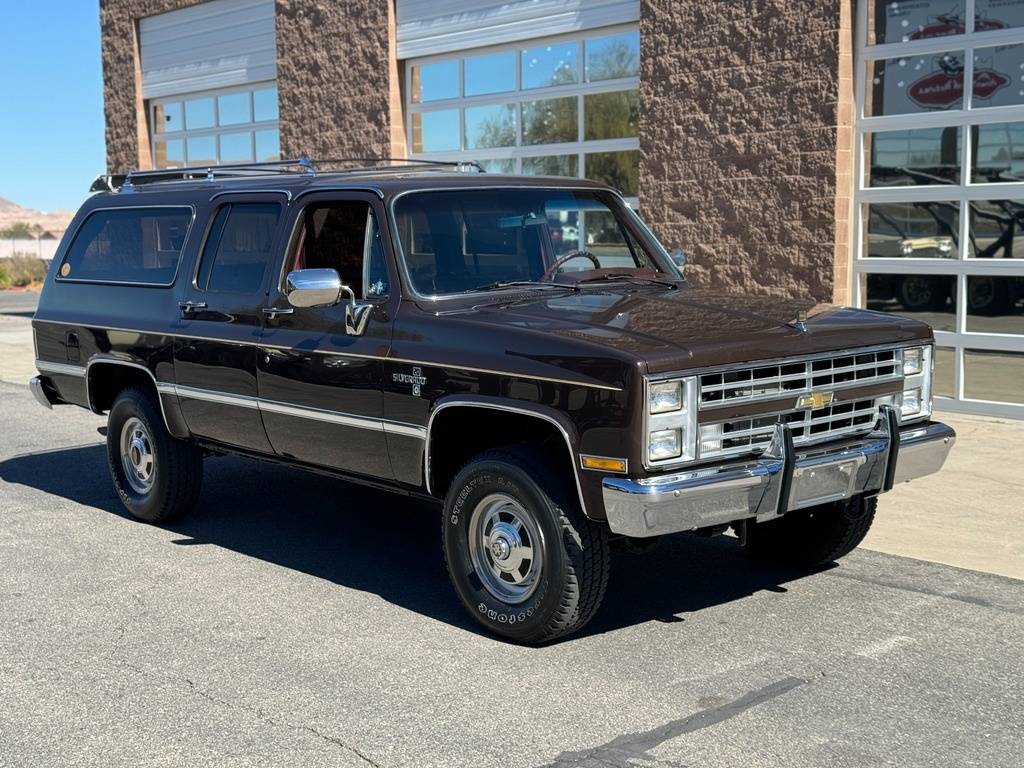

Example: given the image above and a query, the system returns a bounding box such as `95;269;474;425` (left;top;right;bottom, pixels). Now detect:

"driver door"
257;192;397;479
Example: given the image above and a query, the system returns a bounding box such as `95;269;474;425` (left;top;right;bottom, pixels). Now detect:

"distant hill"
0;197;73;235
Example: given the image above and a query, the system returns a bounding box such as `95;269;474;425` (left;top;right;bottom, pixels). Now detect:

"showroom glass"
858;11;1024;412
465;51;515;96
412;110;460;152
464;104;516;149
863;202;959;258
217;92;250;125
521;42;578;89
866;51;964;117
522;155;578;176
585;30;640;81
151;83;279;169
867;1;966;45
584;90;639;140
411;59;459;103
864;128;961;186
972;122;1024;182
862;273;956;331
966;276;1024;334
933;346;956;398
405;29;640;198
392;189;657;295
969;200;1024;258
587;150;639;197
521;97;577;145
964;350;1024;403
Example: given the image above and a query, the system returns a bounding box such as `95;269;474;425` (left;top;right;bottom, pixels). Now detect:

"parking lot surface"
2;376;1023;767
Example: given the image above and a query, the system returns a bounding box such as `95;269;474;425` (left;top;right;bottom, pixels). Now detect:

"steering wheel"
542;250;601;281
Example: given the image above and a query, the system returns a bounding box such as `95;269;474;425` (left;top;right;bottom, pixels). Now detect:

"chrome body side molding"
424;398;587;516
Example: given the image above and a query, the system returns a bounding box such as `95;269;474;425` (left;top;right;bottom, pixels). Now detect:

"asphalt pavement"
0;290;38;316
1;376;1023;767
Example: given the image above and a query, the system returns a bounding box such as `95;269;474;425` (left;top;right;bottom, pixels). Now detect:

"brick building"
99;0;1024;416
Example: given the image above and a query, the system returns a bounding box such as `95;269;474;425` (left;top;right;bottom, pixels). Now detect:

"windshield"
392;189;672;295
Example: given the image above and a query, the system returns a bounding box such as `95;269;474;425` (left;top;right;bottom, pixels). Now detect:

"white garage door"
140;0;279;169
854;0;1024;417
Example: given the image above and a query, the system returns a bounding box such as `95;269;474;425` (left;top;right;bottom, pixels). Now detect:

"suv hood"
435;285;931;374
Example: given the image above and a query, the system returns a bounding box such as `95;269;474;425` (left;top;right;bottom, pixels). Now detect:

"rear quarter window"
58;207;193;285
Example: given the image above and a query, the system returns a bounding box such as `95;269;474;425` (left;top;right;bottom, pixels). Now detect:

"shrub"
5;254;48;287
0;263;10;289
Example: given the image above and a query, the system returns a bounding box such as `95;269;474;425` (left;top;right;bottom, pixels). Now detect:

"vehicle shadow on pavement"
0;443;827;643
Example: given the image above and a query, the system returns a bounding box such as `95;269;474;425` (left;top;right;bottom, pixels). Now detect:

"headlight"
645;376;697;466
903;347;923;376
649;429;681;461
649;381;682;413
899;345;932;422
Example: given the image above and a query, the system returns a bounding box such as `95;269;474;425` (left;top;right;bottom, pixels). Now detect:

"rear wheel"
106;387;202;523
744;496;876;568
442;446;610;644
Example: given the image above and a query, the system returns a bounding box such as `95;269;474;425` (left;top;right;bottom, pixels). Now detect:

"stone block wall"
639;0;855;303
99;0;404;173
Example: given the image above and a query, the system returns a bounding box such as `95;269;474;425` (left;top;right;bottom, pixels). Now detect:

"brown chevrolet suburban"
29;158;955;643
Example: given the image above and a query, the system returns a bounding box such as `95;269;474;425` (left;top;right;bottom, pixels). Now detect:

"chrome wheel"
468;493;544;604
120;416;156;494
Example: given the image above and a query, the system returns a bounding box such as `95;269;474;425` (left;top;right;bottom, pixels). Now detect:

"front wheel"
442;446;610;644
106;387;203;523
744;496;876;568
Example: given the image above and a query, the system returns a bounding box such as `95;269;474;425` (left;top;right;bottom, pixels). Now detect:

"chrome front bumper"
602;411;955;538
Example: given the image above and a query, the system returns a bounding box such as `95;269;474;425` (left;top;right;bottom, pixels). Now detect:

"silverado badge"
796;391;835;410
393;366;427;396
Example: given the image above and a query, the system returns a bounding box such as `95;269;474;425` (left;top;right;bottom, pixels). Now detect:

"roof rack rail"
89;156;484;193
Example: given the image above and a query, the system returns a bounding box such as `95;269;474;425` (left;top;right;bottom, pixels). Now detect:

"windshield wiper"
576;273;679;289
460;280;578;294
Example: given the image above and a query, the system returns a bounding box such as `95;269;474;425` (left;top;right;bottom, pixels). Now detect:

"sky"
0;1;104;213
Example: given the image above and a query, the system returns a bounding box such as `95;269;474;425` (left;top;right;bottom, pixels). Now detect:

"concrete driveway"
1;302;1022;767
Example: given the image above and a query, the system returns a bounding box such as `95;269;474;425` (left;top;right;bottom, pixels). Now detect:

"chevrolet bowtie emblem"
796;391;834;410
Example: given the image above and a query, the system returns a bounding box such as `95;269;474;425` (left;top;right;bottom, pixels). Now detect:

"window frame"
55;204;196;288
149;81;280;169
854;0;1024;418
386;185;677;302
192;200;284;295
404;25;641;206
277;194;396;303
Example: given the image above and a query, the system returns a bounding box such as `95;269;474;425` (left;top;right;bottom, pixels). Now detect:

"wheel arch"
424;396;588;517
85;356;188;438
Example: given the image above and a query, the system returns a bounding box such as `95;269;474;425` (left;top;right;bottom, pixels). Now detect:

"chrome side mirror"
669;248;687;269
285;267;373;336
285;268;342;308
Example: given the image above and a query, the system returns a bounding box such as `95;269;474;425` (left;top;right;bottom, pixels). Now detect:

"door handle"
262;307;294;319
179;301;207;314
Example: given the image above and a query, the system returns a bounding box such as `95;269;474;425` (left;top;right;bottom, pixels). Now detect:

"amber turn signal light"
580;456;627;473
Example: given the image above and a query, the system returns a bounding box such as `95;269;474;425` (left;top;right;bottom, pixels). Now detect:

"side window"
59;207;191;285
287;201;389;300
196;202;281;293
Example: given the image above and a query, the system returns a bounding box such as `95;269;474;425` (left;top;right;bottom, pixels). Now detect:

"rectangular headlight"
899;345;932;423
649;381;682;414
900;387;922;418
645;376;697;466
649;429;681;461
903;346;924;376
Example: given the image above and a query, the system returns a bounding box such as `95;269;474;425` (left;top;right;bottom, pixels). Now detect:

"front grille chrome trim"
698;347;903;410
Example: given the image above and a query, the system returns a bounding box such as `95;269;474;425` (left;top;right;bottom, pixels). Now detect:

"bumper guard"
602;407;955;538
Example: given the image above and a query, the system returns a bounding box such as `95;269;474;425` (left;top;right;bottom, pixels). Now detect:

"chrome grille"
699;398;884;460
699;349;901;407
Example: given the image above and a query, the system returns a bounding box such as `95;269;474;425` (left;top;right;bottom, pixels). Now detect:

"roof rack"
89;156;483;193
